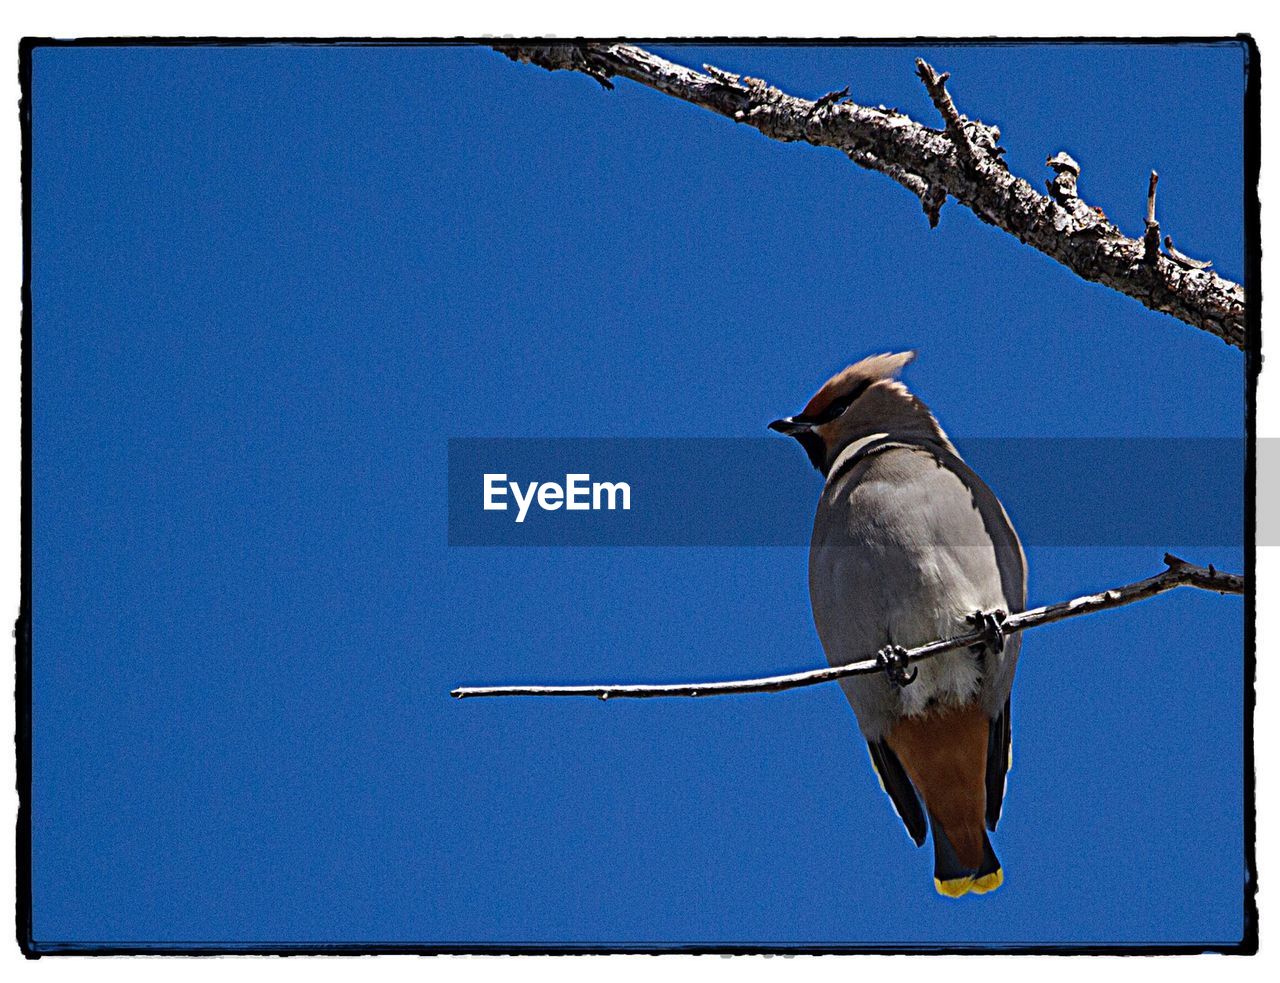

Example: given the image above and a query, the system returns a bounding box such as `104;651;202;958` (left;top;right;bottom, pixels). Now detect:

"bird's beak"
768;416;812;437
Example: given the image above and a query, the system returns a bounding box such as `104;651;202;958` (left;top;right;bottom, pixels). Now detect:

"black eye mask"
792;381;874;473
798;379;874;427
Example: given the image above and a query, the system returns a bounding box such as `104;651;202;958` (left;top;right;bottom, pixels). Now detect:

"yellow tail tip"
934;868;1003;898
934;875;974;898
970;868;1004;894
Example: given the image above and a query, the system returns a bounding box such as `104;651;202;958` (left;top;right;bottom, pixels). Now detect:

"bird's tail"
931;814;1003;898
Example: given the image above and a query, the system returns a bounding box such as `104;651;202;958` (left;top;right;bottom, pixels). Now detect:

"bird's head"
768;351;948;475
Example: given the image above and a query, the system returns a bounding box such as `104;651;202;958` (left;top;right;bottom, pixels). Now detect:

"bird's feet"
967;609;1007;655
877;644;917;688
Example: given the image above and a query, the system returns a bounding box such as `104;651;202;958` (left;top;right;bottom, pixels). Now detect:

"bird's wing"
929;448;1027;714
867;738;928;845
926;448;1025;831
985;696;1012;831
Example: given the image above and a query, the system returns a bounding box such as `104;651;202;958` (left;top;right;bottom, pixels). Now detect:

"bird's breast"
808;455;1010;721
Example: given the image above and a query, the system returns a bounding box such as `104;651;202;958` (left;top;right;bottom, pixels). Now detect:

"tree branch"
493;43;1245;350
451;554;1243;700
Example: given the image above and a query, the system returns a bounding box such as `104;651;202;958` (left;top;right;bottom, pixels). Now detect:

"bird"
769;351;1026;898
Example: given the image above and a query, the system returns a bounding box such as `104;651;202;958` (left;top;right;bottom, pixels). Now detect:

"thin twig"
914;59;979;168
493;43;1245;349
845;147;942;226
1144;170;1161;264
451;554;1243;700
1165;234;1213;270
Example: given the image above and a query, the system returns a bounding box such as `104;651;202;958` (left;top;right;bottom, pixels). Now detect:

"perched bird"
769;352;1026;898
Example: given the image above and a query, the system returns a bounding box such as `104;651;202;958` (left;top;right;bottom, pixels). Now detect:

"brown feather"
886;702;990;869
801;351;915;418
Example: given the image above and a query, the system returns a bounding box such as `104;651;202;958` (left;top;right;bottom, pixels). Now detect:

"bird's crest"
802;351;916;419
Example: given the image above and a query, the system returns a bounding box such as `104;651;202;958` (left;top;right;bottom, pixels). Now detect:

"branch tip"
1046;152;1080;176
922;183;946;228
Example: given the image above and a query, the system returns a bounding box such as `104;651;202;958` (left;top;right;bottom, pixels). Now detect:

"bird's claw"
967;609;1007;655
877;644;917;688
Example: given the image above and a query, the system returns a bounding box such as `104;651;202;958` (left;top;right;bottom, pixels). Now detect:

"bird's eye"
820;397;852;422
815;380;872;424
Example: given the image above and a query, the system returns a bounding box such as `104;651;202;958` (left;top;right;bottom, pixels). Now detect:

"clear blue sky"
31;42;1246;949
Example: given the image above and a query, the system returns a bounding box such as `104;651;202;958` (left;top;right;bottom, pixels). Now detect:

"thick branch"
451;554;1243;700
494;43;1245;349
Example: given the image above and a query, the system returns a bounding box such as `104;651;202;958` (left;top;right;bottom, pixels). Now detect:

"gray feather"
808;442;1026;739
